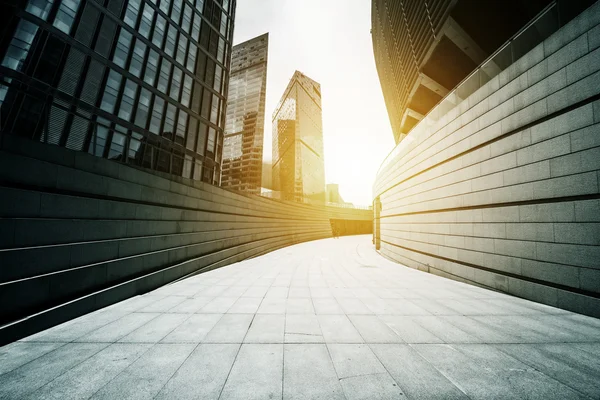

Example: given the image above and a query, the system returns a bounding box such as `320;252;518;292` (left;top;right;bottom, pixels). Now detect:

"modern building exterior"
372;1;600;316
221;32;268;194
326;183;343;204
0;0;236;185
272;71;325;203
370;0;593;144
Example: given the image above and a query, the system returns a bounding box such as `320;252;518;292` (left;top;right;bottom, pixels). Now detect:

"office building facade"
0;0;235;185
221;32;268;194
370;0;594;144
272;71;325;203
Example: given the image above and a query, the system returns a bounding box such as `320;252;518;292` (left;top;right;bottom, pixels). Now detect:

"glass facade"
222;32;268;194
0;0;235;185
272;71;325;203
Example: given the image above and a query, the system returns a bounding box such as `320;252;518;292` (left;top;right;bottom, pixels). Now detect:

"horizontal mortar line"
375;65;600;188
382;147;600;205
0;180;333;223
380;239;600;300
381;228;600;247
0;224;329;252
382;233;600;268
0;230;331;286
380;192;600;218
376;92;600;197
0;235;312;331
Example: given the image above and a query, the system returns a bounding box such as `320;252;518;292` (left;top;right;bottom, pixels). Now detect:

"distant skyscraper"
272;71;325;203
222;33;268;193
0;0;236;186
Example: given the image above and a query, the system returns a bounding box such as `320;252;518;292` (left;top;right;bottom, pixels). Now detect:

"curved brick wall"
0;135;371;344
374;3;600;317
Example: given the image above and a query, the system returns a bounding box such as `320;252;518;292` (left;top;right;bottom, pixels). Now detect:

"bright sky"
232;0;395;206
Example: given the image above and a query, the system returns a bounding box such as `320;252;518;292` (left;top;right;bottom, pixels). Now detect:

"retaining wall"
0;134;371;344
374;3;600;317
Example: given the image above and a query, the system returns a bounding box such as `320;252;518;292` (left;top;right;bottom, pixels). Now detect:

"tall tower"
0;0;236;186
222;33;268;193
272;71;325;203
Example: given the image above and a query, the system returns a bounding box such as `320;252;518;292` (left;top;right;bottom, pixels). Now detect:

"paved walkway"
1;235;599;399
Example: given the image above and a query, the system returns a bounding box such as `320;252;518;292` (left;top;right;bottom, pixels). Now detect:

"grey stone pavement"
1;235;600;400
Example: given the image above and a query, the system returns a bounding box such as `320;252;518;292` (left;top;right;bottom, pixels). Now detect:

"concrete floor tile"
339;373;405;400
203;314;253;343
371;344;468;400
0;343;106;398
155;344;240;399
285;314;324;343
265;286;289;298
119;313;189;343
168;297;213;313
379;316;442;344
327;344;387;378
288;287;311;298
200;296;239;313
228;296;263;313
161;314;222;343
244;314;285;343
0;342;63;375
413;316;478;343
347;315;402;343
414;344;588;399
283;344;345;400
337;297;374;314
90;344;194;400
30;343;151;400
220;344;283;400
286;298;315;314
312;298;345;314
257;297;286;314
76;313;160;343
496;344;600;399
138;296;186;313
317;315;364;343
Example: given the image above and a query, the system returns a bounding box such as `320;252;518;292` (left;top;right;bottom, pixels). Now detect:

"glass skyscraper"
221;32;268;194
272;71;325;203
0;0;235;185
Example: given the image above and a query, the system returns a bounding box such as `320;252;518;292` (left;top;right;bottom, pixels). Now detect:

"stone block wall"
373;2;600;317
0;135;371;344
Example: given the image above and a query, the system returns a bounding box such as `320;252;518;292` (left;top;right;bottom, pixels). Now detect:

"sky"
232;0;395;206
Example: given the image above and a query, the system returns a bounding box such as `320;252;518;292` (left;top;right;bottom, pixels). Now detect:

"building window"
157;58;171;93
139;3;154;39
129;39;146;77
181;73;192;107
170;67;182;101
112;28;132;68
144;49;159;85
100;70;122;113
25;0;54;20
1;20;39;72
135;88;151;128
152;15;166;47
163;102;176;133
170;0;182;24
176;35;187;65
149;96;164;133
165;23;177;57
181;4;192;33
124;0;141;28
118;79;137;121
53;0;81;34
177;109;187;138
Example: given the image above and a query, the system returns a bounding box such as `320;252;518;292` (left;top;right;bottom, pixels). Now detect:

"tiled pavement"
1;235;599;399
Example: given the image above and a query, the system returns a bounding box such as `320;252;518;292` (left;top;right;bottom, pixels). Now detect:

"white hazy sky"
232;0;395;206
